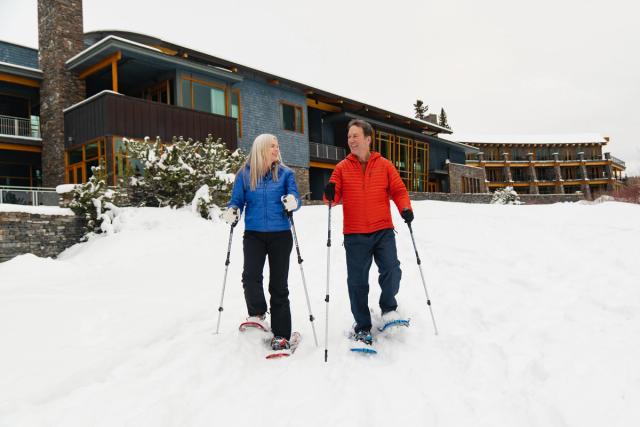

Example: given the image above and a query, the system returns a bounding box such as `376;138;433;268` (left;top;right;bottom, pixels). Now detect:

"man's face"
347;125;371;159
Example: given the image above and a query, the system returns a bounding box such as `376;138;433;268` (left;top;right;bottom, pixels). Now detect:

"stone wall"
448;163;488;193
408;192;584;204
38;0;86;186
0;211;84;263
289;166;310;200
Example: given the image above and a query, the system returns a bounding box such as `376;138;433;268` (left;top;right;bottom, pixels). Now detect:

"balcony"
609;155;625;168
0;115;41;139
64;91;237;149
309;142;346;162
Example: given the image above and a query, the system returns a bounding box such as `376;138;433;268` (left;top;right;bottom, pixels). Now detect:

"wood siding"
64;92;237;149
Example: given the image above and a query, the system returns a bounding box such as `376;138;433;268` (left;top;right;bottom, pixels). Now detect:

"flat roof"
440;133;608;145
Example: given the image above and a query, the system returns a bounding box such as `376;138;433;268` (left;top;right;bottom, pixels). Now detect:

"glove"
324;182;336;202
401;208;414;224
221;207;240;225
281;194;298;212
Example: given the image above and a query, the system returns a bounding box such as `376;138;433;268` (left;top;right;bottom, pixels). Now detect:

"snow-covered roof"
440;133;608;145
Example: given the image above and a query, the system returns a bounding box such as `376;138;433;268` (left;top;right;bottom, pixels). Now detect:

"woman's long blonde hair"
241;134;284;190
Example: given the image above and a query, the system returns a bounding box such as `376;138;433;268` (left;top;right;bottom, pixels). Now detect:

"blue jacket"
228;164;301;232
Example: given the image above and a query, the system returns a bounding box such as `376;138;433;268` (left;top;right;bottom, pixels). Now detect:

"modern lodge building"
0;0;481;202
444;134;626;199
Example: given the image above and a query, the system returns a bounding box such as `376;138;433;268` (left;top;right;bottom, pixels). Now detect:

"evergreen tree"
69;162;125;236
124;135;246;217
490;186;523;205
413;99;428;120
439;107;451;129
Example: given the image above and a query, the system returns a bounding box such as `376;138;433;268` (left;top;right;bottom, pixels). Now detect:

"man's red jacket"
327;151;412;234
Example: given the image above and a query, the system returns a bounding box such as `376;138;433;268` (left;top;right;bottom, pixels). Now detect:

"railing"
609;155;625;167
309;142;346;161
0;186;59;206
0;115;41;138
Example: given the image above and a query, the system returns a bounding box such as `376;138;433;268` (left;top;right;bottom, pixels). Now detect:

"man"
324;119;414;348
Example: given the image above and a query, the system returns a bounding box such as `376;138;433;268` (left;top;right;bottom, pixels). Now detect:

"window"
65;138;106;184
143;80;171;104
180;77;227;116
281;102;303;133
231;90;242;137
562;167;577;180
461;177;481;193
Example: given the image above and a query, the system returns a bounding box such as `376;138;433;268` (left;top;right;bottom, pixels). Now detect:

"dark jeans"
344;228;401;332
242;230;293;340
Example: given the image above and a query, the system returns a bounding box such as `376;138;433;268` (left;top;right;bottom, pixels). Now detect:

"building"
0;0;479;201
443;134;626;198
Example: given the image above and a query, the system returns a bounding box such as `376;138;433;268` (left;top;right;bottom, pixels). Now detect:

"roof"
80;30;449;135
66;35;241;83
0;40;39;69
440;133;608;145
0;60;43;80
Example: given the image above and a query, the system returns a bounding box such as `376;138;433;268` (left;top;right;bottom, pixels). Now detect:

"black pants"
242;230;293;340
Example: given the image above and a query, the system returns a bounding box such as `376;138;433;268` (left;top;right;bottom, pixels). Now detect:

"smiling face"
268;138;280;164
348;125;371;162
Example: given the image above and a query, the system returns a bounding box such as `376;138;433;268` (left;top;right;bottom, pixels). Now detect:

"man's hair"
348;119;373;139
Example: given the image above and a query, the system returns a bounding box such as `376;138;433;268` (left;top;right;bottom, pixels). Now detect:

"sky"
1;0;639;176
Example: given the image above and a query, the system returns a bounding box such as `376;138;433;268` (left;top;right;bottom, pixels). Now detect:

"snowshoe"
266;332;301;359
239;315;270;332
349;329;377;355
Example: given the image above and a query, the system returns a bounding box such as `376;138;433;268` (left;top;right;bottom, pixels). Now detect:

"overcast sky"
2;0;639;175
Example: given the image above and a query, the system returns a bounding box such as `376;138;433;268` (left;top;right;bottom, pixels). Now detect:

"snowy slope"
0;201;639;427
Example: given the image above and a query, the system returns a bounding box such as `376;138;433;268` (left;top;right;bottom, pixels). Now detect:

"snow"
0;203;73;215
0;201;639;426
441;133;607;145
55;184;77;194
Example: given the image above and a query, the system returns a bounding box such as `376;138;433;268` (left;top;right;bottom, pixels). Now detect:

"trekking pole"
287;211;319;347
215;218;238;334
407;222;439;335
324;200;332;362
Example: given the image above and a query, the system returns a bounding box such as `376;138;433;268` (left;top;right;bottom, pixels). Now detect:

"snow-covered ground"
1;200;639;427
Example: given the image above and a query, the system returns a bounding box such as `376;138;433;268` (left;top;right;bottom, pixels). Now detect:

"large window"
181;77;227;116
66;138;106;184
281;102;303;133
372;131;430;192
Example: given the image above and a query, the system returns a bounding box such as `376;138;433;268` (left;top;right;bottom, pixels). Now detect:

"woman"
221;134;300;351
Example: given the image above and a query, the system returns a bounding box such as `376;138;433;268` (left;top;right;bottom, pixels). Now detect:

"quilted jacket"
328;152;411;234
228;164;300;232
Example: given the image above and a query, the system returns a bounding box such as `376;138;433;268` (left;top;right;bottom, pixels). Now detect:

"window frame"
280;101;304;133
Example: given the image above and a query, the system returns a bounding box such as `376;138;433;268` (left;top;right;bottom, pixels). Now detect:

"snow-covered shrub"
490;186;523;205
124;135;245;218
69;164;126;237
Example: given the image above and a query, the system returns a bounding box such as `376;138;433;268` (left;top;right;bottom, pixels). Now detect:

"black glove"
401;208;414;224
324;182;336;201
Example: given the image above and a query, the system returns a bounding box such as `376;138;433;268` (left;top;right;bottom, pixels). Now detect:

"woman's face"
268;139;280;164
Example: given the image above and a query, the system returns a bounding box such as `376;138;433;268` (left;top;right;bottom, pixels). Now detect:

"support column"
502;152;512;185
527;152;539;194
577;152;592;199
553;152;564;194
604;153;615;191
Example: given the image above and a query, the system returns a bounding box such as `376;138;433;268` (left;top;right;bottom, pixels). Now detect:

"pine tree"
413;99;428;120
69;162;124;236
439;107;451;129
124;135;246;217
490;186;523;205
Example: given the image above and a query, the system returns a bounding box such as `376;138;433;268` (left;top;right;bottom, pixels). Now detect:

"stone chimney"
38;0;86;186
